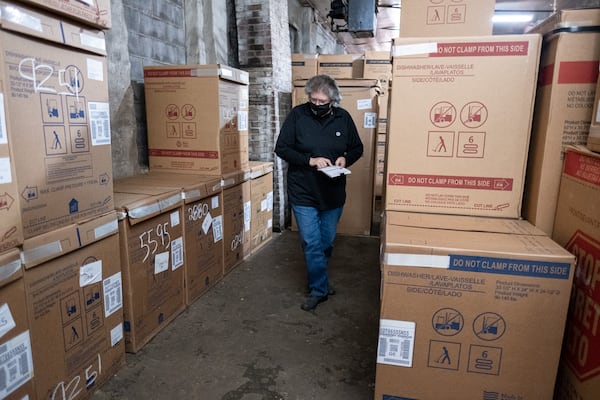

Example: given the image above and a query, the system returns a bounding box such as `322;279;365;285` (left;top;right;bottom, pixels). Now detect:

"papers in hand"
318;165;352;178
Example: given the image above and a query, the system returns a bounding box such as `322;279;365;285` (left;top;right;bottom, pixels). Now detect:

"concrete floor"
92;230;381;400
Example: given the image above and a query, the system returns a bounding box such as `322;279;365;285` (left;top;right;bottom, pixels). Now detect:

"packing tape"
0;257;21;281
392;42;438;57
383;253;450;269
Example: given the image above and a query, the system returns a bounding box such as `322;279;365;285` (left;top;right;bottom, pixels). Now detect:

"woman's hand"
335;157;346;168
309;157;333;169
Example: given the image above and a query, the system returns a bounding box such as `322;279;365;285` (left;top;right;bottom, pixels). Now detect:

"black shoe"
301;295;328;311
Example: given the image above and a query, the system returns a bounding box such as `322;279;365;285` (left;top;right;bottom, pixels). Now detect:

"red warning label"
387;174;513;191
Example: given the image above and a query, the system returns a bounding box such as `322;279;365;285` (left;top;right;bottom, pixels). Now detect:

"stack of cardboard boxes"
0;1;126;399
375;1;581;399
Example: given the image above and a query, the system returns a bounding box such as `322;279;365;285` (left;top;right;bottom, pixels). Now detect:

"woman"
275;74;363;311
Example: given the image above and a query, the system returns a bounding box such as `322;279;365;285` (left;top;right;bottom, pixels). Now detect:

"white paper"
171;237;184;270
111;323;124;346
0;303;16;339
103;272;123;318
318;166;351;178
377;319;416;367
170;210;180;227
80;260;102;287
211;195;219;209
0;330;33;399
244;201;251;232
154;251;169;274
212;215;223;242
202;211;213;235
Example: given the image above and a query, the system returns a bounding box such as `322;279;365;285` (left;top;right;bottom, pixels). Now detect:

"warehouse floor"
92;230;381;400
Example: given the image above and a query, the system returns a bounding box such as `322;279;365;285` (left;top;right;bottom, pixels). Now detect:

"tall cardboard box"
0;122;21;253
524;9;600;235
117;171;225;306
113;180;186;353
16;0;112;29
291;79;379;235
400;0;495;37
249;161;273;254
552;146;600;400
0;3;114;239
317;54;364;79
385;35;542;218
144;64;250;175
292;53;318;80
0;249;35;400
376;211;575;399
222;170;251;273
21;213;125;400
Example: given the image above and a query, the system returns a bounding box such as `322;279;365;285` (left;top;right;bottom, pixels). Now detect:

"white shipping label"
238;111;248;131
89;102;111;145
244;201;251;232
171;210;180;227
171;237;184;270
211;195;219;209
213;215;223;243
267;191;273;211
80;260;102;287
0;303;16;339
392;42;438;57
364;112;377;129
357;98;373;110
260;199;267;212
87;58;104;81
377;319;416;367
0;330;34;399
0;158;12;184
202;211;213;235
80;33;106;52
0;93;7;144
267;218;272;228
596;99;600;123
103;272;123;317
111;323;124;346
154;251;170;274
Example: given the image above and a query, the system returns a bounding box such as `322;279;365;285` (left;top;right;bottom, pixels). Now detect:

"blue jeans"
292;204;343;297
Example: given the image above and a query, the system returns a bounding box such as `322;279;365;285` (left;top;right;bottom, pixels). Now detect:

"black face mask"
310;102;332;118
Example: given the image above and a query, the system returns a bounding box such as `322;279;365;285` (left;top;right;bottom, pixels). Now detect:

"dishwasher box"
113;180;186;353
222;170;251;273
523;8;600;235
376;211;575;399
16;0;112;29
0;249;35;400
249;161;273;254
552;145;600;400
144;64;249;176
0;2;114;239
21;212;124;400
385;34;541;218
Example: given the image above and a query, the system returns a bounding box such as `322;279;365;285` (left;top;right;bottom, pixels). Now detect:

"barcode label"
213;215;223;243
171;237;184;270
0;330;33;399
103;272;123;318
377;319;416;367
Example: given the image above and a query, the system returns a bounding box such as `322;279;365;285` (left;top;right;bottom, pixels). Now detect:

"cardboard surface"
363;51;392;87
317;54;364;79
16;0;112;29
113;180;186;353
292;53;318;80
144;64;249;176
552;145;600;400
23;231;125;400
222;173;250;273
0;249;35;400
399;0;495;37
0;5;113;239
589;69;600;152
376;211;575;399
385;34;541;218
249;161;273;254
524;8;600;235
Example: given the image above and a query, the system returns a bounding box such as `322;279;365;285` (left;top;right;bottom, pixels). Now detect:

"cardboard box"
292;53;318;80
399;0;495;37
117;171;225;306
222;170;251;273
22;216;124;400
0;249;35;400
524;9;600;235
16;0;111;29
374;133;386;197
363;51;392;86
317;54;364;79
376;211;575;399
144;64;250;175
0;120;21;253
376;87;390;134
385;35;542;218
113;180;186;353
552;146;600;400
249;161;273;254
0;3;113;239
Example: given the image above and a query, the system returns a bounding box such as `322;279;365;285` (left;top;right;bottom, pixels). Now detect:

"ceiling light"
492;13;534;24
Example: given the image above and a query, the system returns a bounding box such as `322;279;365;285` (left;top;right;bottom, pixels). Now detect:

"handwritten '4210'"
19;58;84;97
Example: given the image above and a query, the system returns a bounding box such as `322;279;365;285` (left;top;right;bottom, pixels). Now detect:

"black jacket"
275;102;364;210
